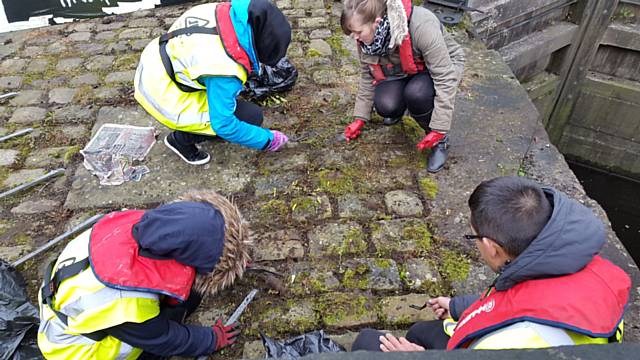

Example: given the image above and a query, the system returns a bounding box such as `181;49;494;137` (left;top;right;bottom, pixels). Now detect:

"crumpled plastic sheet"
242;57;298;100
0;260;43;360
82;152;150;186
261;330;345;359
81;124;156;186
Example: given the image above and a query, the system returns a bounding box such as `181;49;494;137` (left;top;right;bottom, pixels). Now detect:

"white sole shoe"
164;135;211;165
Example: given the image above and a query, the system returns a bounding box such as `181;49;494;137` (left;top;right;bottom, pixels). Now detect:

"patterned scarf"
360;15;391;56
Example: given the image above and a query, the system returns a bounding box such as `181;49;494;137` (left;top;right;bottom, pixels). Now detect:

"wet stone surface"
404;258;441;290
341;258;403;291
2;168;47;188
0;149;19;167
11;199;61;215
252;230;304;261
371;218;432;255
307;222;366;258
379;294;438;325
384;190;424;217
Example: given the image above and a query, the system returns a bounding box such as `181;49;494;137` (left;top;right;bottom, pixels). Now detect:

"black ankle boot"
427;135;449;173
382;117;401;126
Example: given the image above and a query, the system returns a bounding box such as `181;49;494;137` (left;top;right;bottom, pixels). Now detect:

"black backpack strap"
158;26;219;93
42;258;108;342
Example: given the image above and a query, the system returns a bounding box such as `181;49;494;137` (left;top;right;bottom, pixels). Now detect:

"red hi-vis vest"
215;2;253;76
368;0;426;84
89;210;196;301
447;256;630;349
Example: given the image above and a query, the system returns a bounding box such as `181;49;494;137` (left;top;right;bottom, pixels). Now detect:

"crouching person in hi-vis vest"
341;0;465;172
352;176;631;352
37;191;251;359
134;0;291;165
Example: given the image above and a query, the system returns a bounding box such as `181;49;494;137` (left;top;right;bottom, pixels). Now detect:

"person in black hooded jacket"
37;191;252;359
352;176;631;352
134;0;292;165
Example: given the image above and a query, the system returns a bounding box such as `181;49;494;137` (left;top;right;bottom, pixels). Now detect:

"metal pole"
0;127;33;143
0;168;65;200
12;214;103;267
0;92;19;100
196;289;259;360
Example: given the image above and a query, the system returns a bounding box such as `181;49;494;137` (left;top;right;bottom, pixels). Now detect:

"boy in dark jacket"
38;191;251;359
352;176;630;351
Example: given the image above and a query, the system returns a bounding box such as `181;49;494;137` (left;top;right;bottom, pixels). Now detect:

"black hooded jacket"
450;187;607;319
104;201;226;357
248;0;291;66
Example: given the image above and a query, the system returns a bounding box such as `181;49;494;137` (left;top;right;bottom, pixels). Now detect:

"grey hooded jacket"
450;187;607;320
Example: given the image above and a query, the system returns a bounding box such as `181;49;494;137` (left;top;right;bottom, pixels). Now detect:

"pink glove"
267;130;288;152
416;130;446;151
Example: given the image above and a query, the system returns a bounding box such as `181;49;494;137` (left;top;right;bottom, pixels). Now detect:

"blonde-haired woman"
342;0;464;172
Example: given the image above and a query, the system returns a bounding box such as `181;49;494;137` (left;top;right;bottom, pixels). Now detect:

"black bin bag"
0;260;42;360
242;57;298;100
261;330;345;359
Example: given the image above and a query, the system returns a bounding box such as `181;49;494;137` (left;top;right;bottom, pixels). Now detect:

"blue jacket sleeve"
449;295;480;321
104;312;216;357
202;76;273;149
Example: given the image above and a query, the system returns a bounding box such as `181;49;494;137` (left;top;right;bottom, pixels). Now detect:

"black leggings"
374;72;436;131
351;320;450;352
173;99;264;146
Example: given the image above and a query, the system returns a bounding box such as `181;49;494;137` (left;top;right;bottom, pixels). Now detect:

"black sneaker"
164;133;211;165
427;135;449;173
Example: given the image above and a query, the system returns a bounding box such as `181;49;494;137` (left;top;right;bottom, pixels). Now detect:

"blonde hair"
341;0;387;35
176;190;252;297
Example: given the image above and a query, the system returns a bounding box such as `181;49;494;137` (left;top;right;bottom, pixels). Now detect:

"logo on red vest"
457;299;495;329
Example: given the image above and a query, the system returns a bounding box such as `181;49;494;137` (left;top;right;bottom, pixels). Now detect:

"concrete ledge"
469;0;574;39
498;22;577;74
299;344;640;360
602;23;640;52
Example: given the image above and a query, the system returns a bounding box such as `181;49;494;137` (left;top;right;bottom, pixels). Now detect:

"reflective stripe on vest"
134;2;251;135
37;230;159;360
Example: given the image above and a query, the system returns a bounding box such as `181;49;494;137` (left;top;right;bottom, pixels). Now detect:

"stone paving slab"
64;107;256;209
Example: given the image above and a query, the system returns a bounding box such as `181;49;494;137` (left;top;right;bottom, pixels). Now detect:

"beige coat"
353;6;465;132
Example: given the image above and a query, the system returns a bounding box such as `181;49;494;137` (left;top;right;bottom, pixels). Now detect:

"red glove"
344;119;365;141
212;318;241;351
416;131;446;151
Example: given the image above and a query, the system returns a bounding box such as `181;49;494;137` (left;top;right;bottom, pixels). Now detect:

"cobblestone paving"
1;1;639;359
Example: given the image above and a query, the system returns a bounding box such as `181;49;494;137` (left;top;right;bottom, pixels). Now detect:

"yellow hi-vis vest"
442;318;622;350
134;2;251;135
37;230;160;360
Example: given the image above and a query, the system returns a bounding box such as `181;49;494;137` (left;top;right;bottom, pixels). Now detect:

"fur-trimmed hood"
386;0;410;49
134;190;251;298
178;191;252;297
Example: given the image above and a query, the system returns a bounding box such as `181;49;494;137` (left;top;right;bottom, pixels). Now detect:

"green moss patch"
329;227;367;257
403;223;432;252
258;199;289;223
419;177;439;200
440;249;471;282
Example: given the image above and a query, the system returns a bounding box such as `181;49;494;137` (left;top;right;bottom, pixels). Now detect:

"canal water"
569;161;640;266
